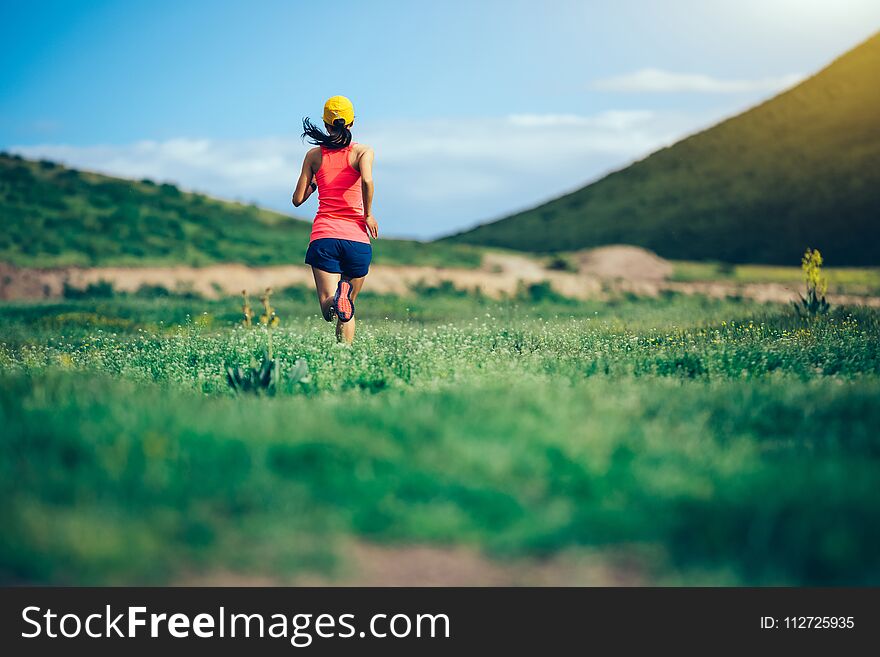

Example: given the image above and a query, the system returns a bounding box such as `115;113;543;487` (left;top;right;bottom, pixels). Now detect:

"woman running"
292;95;378;344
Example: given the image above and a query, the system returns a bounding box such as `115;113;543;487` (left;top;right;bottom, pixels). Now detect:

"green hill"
0;153;480;268
445;32;880;265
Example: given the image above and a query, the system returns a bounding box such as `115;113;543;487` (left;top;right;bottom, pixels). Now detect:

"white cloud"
507;110;654;129
12;109;723;239
592;68;805;94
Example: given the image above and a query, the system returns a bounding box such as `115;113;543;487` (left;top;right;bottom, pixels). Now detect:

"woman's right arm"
291;151;317;207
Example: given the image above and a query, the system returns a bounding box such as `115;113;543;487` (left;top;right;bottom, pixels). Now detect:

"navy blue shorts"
305;238;372;278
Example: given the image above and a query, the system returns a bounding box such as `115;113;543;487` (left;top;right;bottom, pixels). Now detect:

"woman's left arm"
359;147;378;238
292;152;317;207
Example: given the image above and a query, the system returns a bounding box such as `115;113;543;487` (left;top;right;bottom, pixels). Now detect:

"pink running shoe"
334;279;354;322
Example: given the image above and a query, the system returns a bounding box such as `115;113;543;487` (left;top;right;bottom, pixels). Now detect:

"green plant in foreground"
225;354;311;396
226;287;302;395
225;350;281;395
794;248;830;318
240;290;253;327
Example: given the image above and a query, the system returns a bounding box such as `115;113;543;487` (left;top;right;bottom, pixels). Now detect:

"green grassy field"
2;289;879;585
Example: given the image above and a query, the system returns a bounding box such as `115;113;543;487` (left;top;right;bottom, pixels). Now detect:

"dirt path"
0;258;602;301
3;247;878;307
177;540;648;587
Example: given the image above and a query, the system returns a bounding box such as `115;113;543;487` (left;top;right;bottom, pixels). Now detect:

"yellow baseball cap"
323;95;355;125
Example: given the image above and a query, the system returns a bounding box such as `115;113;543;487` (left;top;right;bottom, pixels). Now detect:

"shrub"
134;284;171;299
62;280;116;299
546;255;577;272
410;280;469;298
516;280;572;304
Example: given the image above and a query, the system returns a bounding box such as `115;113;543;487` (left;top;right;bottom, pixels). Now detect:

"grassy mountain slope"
446;32;880;265
0;153;481;268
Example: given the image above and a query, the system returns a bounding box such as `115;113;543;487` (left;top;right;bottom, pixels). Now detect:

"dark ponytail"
301;117;352;149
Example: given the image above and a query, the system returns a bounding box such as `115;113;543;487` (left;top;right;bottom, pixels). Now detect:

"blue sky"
3;0;879;238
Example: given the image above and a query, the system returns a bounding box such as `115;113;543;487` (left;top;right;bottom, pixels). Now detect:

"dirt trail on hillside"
2;246;878;307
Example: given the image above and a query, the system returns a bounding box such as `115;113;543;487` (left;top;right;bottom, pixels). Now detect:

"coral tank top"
310;144;369;243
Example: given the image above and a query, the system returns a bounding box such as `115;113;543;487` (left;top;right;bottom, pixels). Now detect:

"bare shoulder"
305;146;321;170
351;143;373;173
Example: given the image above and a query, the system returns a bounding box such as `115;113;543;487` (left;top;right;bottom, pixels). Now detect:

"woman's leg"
335;275;366;344
311;266;340;321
